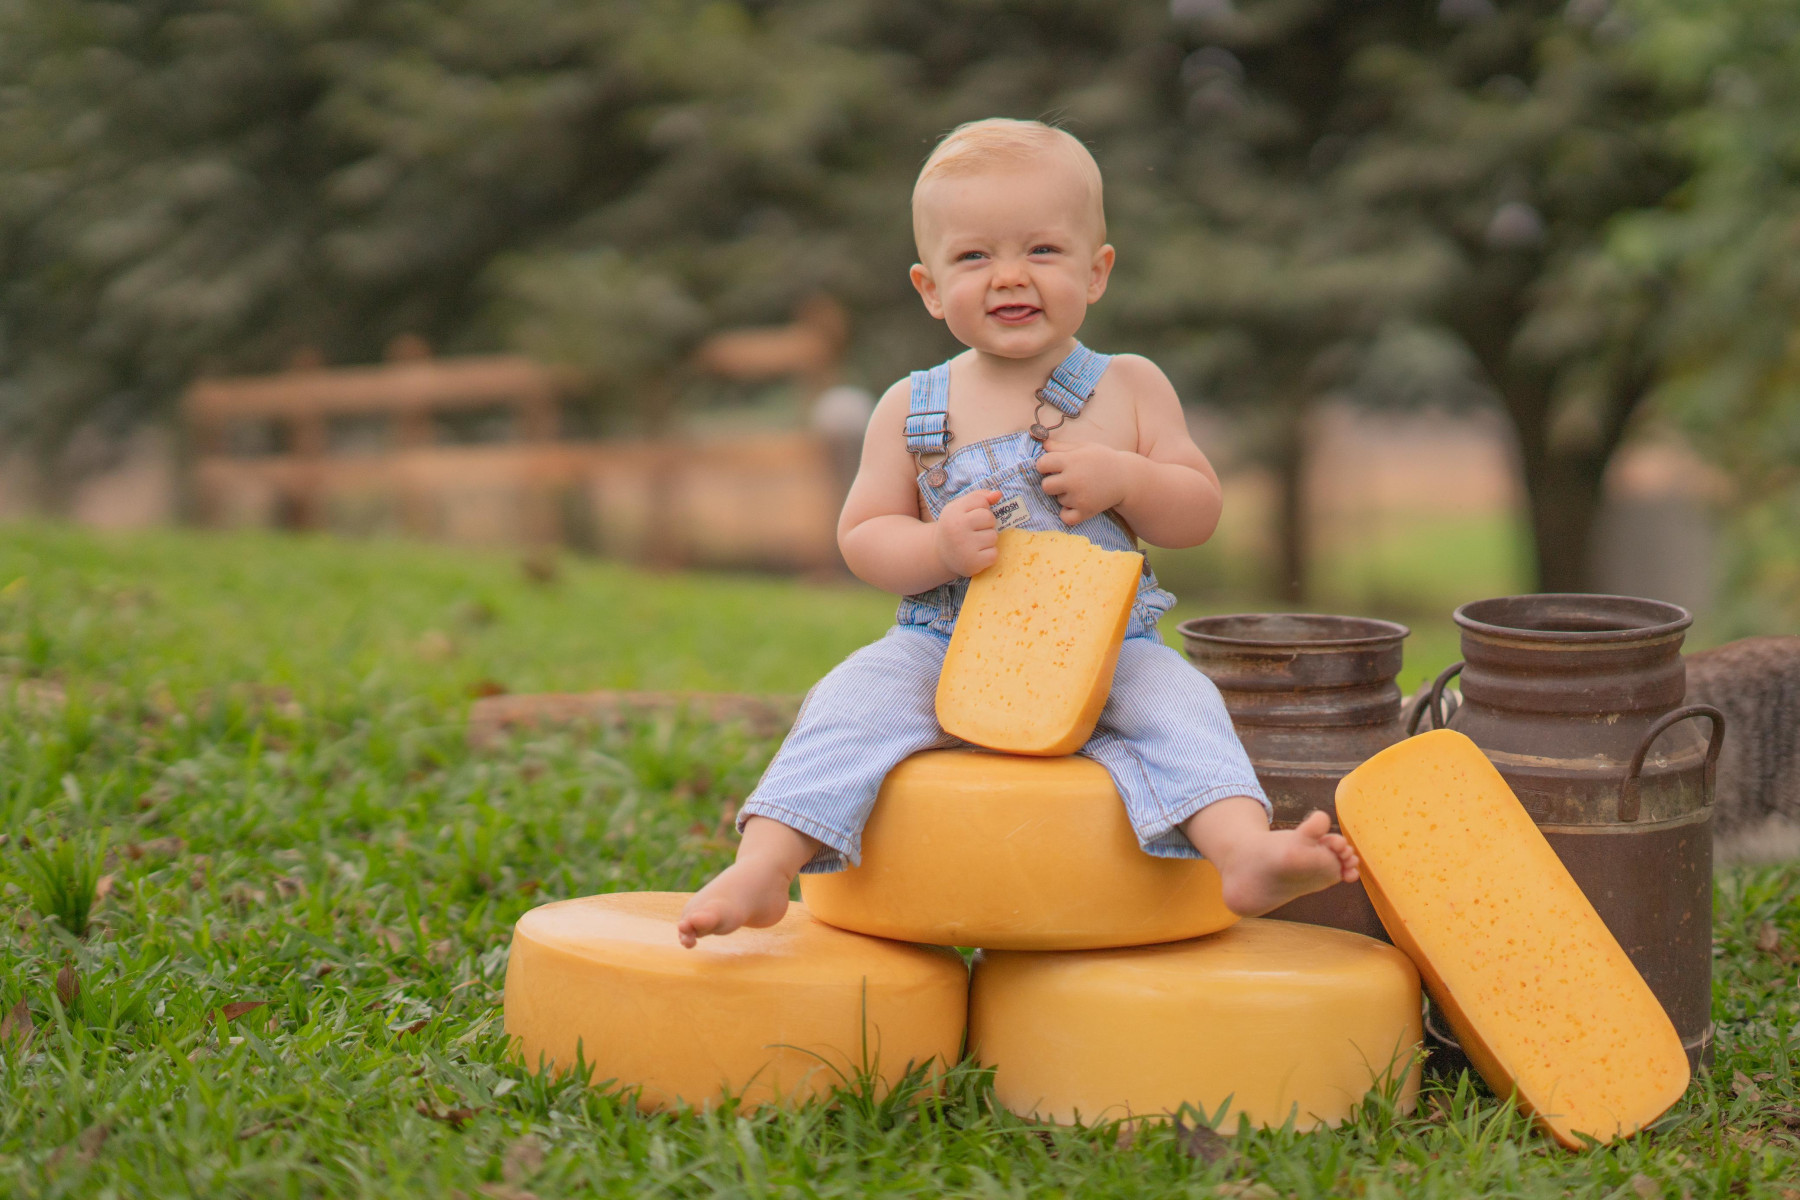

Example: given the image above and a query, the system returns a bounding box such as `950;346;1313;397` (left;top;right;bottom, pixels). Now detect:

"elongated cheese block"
502;893;967;1111
1335;730;1690;1146
801;749;1236;949
969;919;1421;1128
936;528;1143;755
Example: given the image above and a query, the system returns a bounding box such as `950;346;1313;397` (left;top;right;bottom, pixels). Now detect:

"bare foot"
1214;811;1360;918
676;861;792;948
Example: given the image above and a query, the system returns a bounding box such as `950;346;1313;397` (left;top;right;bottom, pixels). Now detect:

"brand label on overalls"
992;496;1030;531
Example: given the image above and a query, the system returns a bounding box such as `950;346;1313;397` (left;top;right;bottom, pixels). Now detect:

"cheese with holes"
969;919;1422;1128
801;749;1236;950
936;528;1142;755
502;893;967;1111
1335;730;1689;1146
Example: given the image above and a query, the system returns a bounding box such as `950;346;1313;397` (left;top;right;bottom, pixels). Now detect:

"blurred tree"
0;0;1758;614
0;0;891;496
1617;0;1800;632
1122;0;1689;597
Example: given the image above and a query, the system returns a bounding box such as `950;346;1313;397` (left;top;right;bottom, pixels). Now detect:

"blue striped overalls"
737;342;1268;872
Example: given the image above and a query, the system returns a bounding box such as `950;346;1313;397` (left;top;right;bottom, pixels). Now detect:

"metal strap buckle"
912;443;951;488
1028;388;1070;443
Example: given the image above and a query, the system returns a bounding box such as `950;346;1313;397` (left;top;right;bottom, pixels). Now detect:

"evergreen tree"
1127;0;1688;595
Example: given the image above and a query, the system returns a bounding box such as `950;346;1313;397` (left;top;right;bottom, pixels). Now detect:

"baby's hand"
1035;441;1133;525
935;489;1002;578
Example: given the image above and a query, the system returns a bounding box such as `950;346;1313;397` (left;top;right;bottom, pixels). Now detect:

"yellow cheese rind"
800;749;1237;949
1335;730;1690;1147
936;529;1143;755
968;919;1422;1129
501;893;968;1111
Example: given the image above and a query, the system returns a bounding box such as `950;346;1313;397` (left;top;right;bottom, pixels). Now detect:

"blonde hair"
912;118;1106;252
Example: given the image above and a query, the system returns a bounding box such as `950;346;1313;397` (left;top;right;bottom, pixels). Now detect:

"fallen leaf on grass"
237;1117;297;1140
224;882;268;909
1758;922;1783;955
93;874;116;902
46;1123;109;1169
503;1136;546;1184
1732;1071;1763;1104
273;876;305;899
1172;1115;1235;1166
396;1018;431;1036
371;928;407;953
1212;1183;1276;1199
1629;1174;1659;1199
429;939;455;964
415;1102;478;1129
55;966;79;1009
0;1000;34;1047
219;1001;267;1023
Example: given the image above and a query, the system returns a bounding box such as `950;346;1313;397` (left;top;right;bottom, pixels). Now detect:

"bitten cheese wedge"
1335;730;1690;1146
969;919;1422;1128
800;749;1236;950
936;528;1143;755
502;893;967;1111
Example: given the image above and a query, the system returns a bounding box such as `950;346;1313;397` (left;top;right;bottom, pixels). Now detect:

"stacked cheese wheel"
801;530;1425;1130
502;530;1688;1143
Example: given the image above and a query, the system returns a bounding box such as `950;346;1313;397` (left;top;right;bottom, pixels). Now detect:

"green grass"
1;522;1797;1198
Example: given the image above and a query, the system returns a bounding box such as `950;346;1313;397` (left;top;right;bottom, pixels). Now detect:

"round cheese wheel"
502;892;968;1111
969;918;1422;1129
799;749;1237;950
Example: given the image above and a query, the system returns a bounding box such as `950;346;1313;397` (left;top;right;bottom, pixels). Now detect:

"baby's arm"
837;381;1001;596
1034;355;1223;548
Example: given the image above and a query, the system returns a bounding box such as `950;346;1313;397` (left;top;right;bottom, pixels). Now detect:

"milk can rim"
1453;592;1693;644
1176;612;1412;650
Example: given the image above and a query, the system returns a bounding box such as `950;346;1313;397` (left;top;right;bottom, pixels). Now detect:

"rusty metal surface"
1430;592;1719;1070
1179;613;1410;941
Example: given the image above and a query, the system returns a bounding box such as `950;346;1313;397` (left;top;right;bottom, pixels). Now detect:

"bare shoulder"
1101;353;1193;458
868;377;913;428
1104;352;1174;387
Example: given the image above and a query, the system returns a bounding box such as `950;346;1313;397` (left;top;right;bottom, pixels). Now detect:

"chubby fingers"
952;488;1003;511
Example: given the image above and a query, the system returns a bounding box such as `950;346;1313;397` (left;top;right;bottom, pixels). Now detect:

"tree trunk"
1504;382;1650;594
1520;450;1610;592
1270;395;1308;604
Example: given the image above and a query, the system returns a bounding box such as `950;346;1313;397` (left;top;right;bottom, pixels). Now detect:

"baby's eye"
1030;244;1060;256
956;250;987;262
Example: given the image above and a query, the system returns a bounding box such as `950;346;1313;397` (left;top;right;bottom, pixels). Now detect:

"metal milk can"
1178;613;1410;943
1414;593;1724;1068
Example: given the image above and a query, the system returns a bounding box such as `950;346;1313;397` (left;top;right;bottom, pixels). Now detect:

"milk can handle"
1619;704;1726;823
1406;660;1465;736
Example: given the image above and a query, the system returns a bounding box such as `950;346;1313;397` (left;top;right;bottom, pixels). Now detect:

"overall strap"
904;362;952;458
1036;342;1112;417
1029;342;1112;442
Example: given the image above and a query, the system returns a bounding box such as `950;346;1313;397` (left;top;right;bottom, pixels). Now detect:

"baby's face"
910;158;1113;360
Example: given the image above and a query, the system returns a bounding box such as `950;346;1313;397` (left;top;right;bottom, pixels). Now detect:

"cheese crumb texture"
1335;730;1690;1147
502;892;968;1111
969;919;1422;1128
936;528;1144;755
801;749;1237;949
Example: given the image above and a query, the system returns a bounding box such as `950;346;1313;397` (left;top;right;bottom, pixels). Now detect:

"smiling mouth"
989;304;1042;324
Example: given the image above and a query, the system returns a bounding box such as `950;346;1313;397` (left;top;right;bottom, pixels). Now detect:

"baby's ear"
909;263;946;319
1087;244;1116;302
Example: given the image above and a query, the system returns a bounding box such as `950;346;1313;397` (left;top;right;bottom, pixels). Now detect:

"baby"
678;118;1357;947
